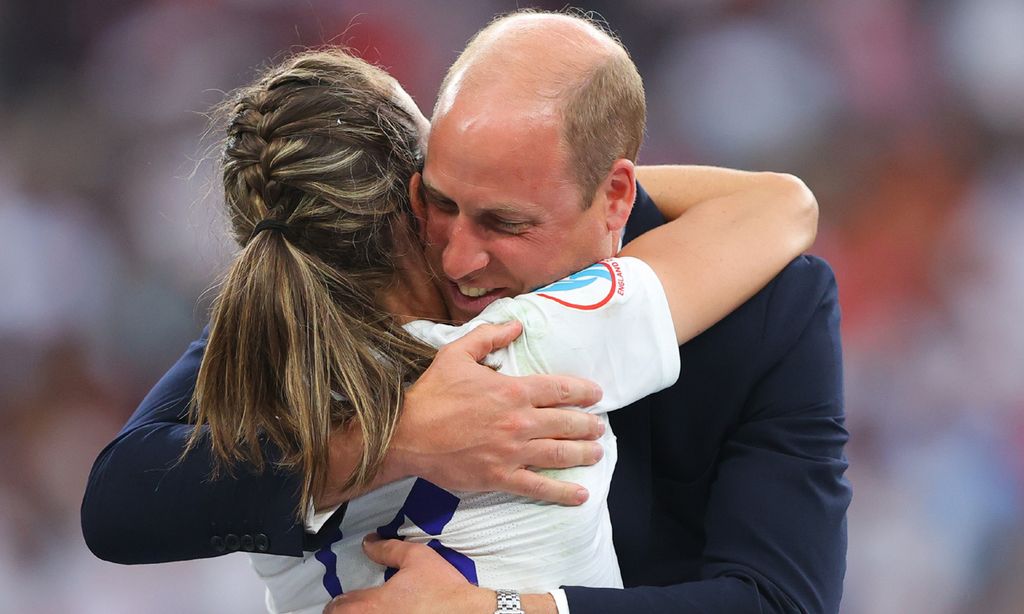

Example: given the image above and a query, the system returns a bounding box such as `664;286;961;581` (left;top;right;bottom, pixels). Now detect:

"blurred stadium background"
2;0;1022;612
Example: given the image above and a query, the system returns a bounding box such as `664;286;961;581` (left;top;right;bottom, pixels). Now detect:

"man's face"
416;107;615;323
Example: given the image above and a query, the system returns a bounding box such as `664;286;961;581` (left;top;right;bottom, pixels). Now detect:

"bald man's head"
434;10;645;204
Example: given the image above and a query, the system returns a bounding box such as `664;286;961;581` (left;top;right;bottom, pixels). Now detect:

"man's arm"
81;332;307;563
82;322;604;564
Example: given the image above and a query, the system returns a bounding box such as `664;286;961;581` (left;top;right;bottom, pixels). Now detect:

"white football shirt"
250;257;679;613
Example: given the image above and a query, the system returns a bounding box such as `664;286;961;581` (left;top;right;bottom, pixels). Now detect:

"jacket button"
210;535;226;553
225;533;240;552
241;534;255;552
255;533;270;552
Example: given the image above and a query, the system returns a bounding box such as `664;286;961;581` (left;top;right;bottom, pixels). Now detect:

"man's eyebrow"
420;181;455;204
422;179;538;220
482;203;536;220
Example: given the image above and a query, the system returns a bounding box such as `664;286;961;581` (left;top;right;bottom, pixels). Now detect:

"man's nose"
442;218;489;281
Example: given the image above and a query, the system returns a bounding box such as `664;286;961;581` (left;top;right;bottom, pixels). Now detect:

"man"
83;10;849;614
318;12;847;614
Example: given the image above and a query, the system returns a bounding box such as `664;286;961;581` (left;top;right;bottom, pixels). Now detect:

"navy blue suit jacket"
82;186;850;613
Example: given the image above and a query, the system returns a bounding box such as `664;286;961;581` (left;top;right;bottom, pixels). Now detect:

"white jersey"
250;257;680;614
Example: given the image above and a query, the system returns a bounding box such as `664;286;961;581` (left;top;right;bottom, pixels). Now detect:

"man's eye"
494;220;529;234
429;198;457;213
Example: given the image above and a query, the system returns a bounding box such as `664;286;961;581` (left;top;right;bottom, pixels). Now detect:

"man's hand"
322;534;556;614
391;321;604;505
317;321;604;509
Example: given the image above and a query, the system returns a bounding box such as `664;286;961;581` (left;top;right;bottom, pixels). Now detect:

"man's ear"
596;158;636;233
408;172;428;240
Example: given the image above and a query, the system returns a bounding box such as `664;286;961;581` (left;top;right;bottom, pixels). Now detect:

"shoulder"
754;254;840;369
683;255;839;367
736;254;835;330
763;254;837;312
751;255;838;343
760;255;838;339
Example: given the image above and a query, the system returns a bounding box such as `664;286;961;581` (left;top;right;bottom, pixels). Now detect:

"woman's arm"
636;165;810;221
624;166;818;344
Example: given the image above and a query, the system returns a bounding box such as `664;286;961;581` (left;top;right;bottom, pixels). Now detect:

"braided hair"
188;50;434;516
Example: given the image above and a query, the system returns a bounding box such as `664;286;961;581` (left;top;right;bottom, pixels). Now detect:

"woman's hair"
187;49;434;516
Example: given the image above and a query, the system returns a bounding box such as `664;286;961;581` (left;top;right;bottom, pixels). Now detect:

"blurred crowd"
1;0;1021;612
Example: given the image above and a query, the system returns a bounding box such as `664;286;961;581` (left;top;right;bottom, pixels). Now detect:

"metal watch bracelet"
494;588;525;614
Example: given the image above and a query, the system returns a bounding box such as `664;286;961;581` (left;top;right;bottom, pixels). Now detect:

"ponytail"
186;50;433;517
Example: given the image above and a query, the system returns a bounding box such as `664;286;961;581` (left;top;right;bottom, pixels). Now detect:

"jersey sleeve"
406;257;679;415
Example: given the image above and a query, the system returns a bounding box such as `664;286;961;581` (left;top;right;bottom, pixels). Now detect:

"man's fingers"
521;438;603;469
323;591;362;613
523;374;602;409
505;467;589;506
527;406;604;441
323;588;376;613
324;595;342;613
362;533;417;568
444;321;523;363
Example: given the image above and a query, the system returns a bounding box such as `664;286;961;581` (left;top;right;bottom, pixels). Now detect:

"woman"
189;49;815;613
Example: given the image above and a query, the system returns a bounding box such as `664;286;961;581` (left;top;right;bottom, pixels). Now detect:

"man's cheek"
422;219;449;250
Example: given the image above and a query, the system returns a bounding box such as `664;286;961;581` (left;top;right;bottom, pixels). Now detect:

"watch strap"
494;588;525;614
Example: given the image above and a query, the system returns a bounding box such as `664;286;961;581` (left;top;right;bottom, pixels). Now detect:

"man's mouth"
446;281;507;317
457;284;492;298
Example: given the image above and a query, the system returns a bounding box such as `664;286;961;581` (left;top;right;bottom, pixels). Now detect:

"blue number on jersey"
377;478;478;584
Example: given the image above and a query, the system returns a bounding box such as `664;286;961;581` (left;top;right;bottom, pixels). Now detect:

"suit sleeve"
563;256;851;613
80;329;307;564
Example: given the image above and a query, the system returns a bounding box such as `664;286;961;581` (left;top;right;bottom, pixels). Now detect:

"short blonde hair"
437;9;646;205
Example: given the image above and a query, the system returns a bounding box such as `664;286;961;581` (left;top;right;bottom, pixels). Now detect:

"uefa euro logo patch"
534;260;624;310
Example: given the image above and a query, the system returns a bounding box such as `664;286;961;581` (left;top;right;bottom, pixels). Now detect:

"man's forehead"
433;57;564;132
424;108;569;180
421;94;585;218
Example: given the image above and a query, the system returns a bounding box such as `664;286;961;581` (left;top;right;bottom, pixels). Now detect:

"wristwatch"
494;588;525;614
